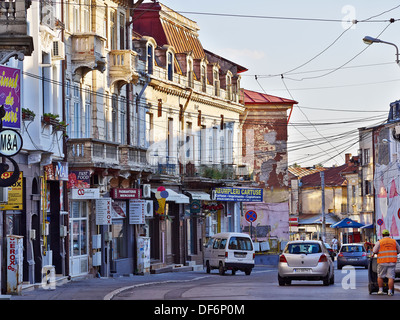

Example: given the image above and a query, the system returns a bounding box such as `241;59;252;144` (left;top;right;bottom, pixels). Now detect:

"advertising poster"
0;65;21;130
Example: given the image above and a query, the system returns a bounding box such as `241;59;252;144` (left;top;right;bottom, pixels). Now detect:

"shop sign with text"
214;187;263;202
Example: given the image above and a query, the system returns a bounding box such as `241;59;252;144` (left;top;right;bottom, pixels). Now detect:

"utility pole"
320;171;326;242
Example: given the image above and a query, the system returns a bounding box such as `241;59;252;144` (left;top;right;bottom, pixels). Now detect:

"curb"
103;276;212;300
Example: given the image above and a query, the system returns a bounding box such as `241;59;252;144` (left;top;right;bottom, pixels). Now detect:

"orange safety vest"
377;237;398;264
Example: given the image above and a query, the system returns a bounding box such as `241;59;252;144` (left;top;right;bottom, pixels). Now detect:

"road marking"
103;276;212;300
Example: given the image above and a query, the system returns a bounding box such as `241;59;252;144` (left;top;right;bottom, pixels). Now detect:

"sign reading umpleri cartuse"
214;187;263;202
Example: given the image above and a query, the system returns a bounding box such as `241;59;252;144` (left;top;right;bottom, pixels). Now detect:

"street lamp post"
363;36;400;65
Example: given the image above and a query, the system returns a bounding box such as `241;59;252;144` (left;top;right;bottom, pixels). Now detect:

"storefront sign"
214;187;263;202
111;188;141;199
0;171;23;210
71;188;100;199
112;200;126;219
68;170;90;189
0;129;22;156
0;65;21;130
95;198;112;225
129;200;145;224
7;235;23;294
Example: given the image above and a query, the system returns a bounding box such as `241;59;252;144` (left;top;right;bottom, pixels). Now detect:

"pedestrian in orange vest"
372;229;400;296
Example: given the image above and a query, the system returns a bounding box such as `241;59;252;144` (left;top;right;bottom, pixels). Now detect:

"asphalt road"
111;265;400;300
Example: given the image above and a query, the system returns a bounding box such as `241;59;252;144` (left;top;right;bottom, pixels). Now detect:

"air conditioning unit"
142;184;151;198
0;187;8;203
144;200;153;217
52;39;65;61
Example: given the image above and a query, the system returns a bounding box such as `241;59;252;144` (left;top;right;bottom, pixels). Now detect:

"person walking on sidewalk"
372;229;400;296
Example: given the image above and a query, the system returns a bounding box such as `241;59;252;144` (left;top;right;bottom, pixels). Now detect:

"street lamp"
363;36;400;65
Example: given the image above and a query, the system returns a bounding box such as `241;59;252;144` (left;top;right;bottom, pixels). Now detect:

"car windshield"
285;243;321;254
228;237;253;251
341;245;364;253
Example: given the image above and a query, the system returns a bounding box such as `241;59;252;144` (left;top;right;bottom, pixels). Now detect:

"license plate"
348;258;357;261
294;268;312;273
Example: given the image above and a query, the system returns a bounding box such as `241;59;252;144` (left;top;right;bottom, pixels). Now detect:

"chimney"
345;153;352;164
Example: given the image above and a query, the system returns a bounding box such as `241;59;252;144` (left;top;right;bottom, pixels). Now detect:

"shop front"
69;187;100;276
110;188;147;275
150;187;189;267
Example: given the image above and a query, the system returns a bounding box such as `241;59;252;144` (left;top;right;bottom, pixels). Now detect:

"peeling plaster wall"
241;107;290;241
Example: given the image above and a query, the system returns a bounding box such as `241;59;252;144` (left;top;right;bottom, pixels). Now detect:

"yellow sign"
0;172;23;210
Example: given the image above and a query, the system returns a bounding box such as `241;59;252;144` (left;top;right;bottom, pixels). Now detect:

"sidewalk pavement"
8;268;212;300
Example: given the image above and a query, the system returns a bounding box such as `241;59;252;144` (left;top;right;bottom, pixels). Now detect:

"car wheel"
206;261;211;274
219;262;225;275
330;271;335;285
323;270;331;286
245;268;252;276
232;269;236;275
337;263;342;270
278;275;286;286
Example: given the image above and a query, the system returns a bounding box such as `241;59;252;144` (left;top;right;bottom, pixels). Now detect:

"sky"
153;0;400;167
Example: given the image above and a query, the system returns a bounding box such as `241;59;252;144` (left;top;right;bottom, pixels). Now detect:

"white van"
204;232;255;275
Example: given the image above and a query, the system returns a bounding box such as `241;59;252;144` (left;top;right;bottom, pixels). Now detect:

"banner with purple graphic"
0;65;21;130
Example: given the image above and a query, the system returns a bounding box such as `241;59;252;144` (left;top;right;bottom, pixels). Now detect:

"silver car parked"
278;240;335;286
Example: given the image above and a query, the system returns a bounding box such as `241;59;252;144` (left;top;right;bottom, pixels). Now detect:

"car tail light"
253;253;255;259
225;252;228;258
362;252;367;257
318;254;328;262
279;254;287;263
338;253;344;257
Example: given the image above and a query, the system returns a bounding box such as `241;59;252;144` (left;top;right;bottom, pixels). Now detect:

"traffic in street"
110;263;400;300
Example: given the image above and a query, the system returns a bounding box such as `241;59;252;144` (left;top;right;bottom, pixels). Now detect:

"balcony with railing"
0;0;33;62
71;33;106;74
151;65;241;104
109;50;139;88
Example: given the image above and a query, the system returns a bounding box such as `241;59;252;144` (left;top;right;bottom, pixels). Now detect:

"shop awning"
298;213;339;225
184;191;211;201
151;188;190;204
330;217;364;229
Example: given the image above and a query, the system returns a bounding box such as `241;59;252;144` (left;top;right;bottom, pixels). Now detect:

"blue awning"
330;217;364;229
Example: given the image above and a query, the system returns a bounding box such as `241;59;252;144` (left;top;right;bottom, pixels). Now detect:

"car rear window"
340;245;365;253
228;237;253;251
285;243;322;254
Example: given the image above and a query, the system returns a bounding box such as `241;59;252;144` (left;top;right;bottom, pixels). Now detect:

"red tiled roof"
288;166;326;179
243;89;297;105
301;164;348;187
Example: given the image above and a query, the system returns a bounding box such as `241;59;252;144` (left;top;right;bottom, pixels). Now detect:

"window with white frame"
145;112;153;148
226;73;232;101
110;10;117;50
187;58;194;88
65;79;71;137
201;64;206;92
72;0;80;33
84;85;91;138
82;0;91;32
119;13;125;50
119;96;126;144
111;94;118;142
213;69;220;96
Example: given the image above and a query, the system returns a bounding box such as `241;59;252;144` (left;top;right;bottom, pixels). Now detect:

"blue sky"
155;1;400;167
